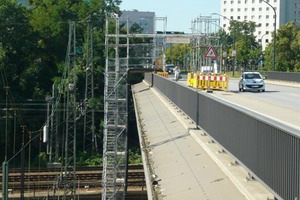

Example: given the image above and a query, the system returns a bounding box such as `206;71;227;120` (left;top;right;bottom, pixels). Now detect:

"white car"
238;72;265;92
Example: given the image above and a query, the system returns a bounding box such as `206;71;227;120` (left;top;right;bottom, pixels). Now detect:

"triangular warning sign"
205;47;218;59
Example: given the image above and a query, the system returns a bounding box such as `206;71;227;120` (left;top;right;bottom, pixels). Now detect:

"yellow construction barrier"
157;72;168;78
187;73;228;91
187;73;193;87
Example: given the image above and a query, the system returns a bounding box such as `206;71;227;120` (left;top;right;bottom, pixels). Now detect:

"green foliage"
77;151;102;166
264;22;300;72
228;20;260;70
165;44;191;68
0;0;121;165
128;148;142;164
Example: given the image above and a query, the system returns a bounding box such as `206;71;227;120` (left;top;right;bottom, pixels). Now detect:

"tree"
264;22;300;72
0;0;38;98
228;20;260;71
166;44;191;69
0;0;122;164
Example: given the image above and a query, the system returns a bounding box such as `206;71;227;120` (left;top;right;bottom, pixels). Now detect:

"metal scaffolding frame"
102;14;220;199
190;16;221;72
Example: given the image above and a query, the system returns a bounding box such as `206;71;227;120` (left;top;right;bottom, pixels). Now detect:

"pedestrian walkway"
132;81;273;200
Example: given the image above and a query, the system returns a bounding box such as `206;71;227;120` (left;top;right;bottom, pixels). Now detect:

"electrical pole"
20;125;26;200
2;86;9;200
83;16;96;152
262;0;276;71
63;21;77;200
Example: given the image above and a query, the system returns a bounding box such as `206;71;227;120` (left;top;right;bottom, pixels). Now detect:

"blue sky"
120;0;221;33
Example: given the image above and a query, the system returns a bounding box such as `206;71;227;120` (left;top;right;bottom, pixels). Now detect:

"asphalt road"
171;74;300;130
213;79;300;130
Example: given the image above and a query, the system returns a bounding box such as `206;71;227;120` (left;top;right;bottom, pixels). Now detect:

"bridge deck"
132;81;273;200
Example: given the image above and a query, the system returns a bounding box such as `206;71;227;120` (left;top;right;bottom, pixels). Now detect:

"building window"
266;7;269;11
238;8;241;12
244;16;248;20
223;8;227;12
231;0;234;4
266;39;269;43
252;0;255;3
251;15;255;20
224;0;227;4
238;16;241;19
252;8;255;11
238;0;241;4
266;15;269;19
245;8;248;11
245;0;248;3
231;8;234;12
259;15;262;19
259;7;262;11
266;23;269;27
258;31;261;34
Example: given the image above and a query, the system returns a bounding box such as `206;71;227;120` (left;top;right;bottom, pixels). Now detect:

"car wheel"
262;89;265;92
241;85;245;92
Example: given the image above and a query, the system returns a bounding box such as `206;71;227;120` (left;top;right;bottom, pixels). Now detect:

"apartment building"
120;10;155;34
221;0;300;49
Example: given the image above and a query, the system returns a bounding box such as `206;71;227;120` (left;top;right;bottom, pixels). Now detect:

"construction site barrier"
156;72;169;78
187;73;228;91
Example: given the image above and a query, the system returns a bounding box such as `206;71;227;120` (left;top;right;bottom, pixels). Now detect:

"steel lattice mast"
83;17;97;152
63;21;77;200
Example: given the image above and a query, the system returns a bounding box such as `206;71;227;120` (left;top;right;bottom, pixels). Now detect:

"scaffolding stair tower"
102;15;128;199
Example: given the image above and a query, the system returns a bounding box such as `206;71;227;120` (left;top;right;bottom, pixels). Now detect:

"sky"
120;0;221;33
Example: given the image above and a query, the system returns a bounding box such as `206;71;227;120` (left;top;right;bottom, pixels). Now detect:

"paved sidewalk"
132;81;273;200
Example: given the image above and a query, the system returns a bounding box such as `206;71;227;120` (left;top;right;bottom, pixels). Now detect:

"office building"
220;0;300;49
120;10;155;34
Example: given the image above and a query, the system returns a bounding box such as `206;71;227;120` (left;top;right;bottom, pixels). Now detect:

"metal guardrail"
144;72;300;200
265;72;300;83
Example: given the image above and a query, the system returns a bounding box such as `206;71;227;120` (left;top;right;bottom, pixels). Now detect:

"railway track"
0;165;146;195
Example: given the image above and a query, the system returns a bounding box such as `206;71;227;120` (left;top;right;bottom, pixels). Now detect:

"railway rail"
0;164;146;197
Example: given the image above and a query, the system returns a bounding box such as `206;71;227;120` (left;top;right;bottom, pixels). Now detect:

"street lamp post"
260;33;268;48
211;13;236;76
262;0;276;71
260;33;268;69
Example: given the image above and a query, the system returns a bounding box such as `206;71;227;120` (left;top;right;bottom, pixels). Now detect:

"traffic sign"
205;47;218;59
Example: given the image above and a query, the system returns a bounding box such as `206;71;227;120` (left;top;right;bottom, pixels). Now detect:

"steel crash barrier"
143;73;300;200
187;72;228;91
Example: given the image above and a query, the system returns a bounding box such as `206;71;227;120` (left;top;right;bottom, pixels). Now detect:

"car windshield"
245;73;262;79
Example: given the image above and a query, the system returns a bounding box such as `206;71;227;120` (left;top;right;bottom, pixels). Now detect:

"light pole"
260;33;268;49
262;0;276;71
211;13;236;76
260;33;268;69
